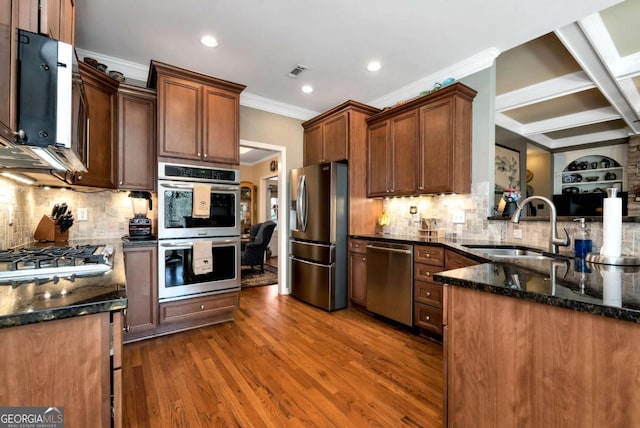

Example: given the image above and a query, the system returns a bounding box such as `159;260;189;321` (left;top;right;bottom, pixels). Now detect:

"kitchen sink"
463;245;552;260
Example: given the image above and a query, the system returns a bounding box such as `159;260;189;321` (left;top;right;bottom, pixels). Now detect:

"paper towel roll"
601;195;622;257
601;270;622;308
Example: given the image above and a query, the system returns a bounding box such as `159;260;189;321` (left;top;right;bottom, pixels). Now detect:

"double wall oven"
157;162;241;302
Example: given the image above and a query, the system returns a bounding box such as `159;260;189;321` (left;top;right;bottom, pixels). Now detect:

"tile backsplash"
382;181;640;256
0;178;144;249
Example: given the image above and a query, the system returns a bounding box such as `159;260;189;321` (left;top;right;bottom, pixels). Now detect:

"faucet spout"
510;195;570;254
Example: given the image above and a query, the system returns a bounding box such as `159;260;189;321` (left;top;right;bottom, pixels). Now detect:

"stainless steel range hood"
0;30;89;177
0;137;86;172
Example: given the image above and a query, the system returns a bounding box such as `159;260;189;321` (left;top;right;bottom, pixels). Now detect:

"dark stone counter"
121;236;158;247
351;233;640;323
0;239;127;328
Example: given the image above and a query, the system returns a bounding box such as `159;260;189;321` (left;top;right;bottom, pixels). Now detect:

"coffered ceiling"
496;0;640;151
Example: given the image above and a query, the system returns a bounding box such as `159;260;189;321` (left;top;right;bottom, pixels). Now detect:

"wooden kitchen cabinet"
366;83;476;197
0;0;18;143
348;238;367;306
445;285;640;427
240;181;256;234
367;109;419;197
302;110;348;165
123;245;158;342
445;249;482;270
149;61;245;166
18;0;75;45
0;311;120;426
303;101;382;235
117;84;156;190
413;244;445;335
74;62;119;188
418;88;474;194
159;292;239;325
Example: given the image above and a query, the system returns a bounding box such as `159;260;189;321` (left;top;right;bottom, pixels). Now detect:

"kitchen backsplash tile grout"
0;178;141;248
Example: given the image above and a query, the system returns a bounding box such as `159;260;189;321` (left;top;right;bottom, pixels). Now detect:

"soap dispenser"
573;218;592;258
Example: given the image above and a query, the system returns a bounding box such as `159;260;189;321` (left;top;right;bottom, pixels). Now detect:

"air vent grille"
287;64;308;78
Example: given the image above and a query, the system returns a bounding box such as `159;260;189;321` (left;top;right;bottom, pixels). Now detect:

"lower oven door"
158;237;240;302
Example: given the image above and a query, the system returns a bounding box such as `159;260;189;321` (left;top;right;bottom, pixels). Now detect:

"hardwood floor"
122;286;444;427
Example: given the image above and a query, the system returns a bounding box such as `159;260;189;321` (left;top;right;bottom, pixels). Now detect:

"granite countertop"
351;233;640;323
0;239;128;328
121;235;158;247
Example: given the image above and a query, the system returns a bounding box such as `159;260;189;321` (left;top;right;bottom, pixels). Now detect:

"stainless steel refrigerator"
289;162;348;311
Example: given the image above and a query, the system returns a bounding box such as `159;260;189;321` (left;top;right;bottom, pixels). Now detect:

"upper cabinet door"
157;75;201;160
303;123;323;165
0;0;17;143
322;111;348;162
75;63;118;188
117;85;156;190
202;85;239;164
419;95;472;194
367;120;390;197
389;109;419;196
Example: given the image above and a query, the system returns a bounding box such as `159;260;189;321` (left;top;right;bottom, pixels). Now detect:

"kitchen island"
0;239;127;427
432;246;640;427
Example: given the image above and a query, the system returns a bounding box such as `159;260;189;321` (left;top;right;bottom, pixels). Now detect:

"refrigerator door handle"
290;255;331;268
298;174;308;232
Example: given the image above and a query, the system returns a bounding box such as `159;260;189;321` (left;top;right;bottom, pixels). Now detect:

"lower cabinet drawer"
414;302;443;334
160;293;239;324
414;281;442;308
414;262;442;283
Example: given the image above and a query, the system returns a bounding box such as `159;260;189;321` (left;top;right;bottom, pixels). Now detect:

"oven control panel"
159;162;239;183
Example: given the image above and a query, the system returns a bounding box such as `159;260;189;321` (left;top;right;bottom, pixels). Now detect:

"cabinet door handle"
426;291;431;297
14;129;26;139
197;152;201;157
203;153;208;158
425;272;431;276
425;315;430;321
200;304;205;310
122;309;130;333
362;257;366;261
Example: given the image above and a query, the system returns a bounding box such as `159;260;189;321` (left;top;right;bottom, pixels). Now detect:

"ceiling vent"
287;64;308;78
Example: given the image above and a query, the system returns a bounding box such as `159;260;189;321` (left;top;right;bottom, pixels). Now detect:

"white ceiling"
74;0;621;121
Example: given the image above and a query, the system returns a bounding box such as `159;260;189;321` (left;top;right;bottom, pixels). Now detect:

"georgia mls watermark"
0;407;64;428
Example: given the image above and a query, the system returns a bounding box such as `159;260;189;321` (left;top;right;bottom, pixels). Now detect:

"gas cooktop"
0;244;114;287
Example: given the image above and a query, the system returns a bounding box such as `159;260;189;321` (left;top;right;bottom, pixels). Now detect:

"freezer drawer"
290;240;335;264
290;256;345;311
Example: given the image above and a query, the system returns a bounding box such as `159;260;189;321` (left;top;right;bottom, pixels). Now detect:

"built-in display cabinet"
554;145;627;195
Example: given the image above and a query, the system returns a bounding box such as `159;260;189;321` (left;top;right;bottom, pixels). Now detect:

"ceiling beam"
521;106;620;135
555;21;640;133
496;71;595;112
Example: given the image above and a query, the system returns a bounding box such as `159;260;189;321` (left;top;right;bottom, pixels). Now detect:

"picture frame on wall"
495;145;521;194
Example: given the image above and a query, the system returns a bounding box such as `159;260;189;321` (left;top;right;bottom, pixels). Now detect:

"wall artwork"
495;145;521;194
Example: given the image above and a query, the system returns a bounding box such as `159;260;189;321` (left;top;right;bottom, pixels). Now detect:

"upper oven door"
158;180;240;238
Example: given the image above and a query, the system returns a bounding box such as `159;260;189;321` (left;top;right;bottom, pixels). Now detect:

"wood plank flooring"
122;285;444;427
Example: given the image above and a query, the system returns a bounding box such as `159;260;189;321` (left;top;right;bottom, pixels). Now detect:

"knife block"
34;215;69;242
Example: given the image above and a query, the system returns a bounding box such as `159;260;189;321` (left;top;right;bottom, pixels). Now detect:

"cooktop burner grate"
0;244;114;285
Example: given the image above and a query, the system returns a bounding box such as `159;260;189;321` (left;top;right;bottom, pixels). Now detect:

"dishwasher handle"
366;244;412;255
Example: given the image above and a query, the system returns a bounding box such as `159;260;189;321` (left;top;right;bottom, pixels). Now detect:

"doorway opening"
239;139;288;295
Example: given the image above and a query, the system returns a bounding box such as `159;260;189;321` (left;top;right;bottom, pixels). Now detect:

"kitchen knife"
51;203;60;218
58;203;67;217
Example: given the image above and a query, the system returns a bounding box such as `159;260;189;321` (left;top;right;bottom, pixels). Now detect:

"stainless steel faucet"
511;195;570;254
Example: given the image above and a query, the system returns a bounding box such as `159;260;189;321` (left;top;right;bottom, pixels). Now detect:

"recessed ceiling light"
200;35;218;48
301;85;313;94
366;61;382;72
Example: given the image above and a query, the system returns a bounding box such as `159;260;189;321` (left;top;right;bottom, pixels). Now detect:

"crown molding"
366;47;501;109
239;93;318;120
75;49;149;82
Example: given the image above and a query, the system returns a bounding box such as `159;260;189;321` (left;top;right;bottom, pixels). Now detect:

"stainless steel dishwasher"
365;242;413;326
